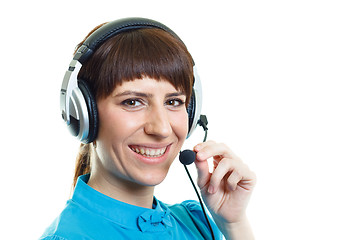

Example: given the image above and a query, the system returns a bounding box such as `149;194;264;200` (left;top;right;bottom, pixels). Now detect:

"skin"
87;77;188;208
194;141;256;239
88;77;256;239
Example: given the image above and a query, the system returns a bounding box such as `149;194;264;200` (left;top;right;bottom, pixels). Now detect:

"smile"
130;145;167;158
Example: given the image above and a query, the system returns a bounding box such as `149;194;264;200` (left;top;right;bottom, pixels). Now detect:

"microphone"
179;114;208;165
179;115;215;240
179;150;196;165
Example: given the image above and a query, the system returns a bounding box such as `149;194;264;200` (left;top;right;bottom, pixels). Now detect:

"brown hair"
72;22;194;188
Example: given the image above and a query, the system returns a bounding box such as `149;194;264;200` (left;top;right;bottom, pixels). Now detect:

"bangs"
78;28;194;104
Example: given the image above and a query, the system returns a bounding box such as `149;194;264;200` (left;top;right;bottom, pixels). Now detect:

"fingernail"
208;185;215;194
194;143;203;151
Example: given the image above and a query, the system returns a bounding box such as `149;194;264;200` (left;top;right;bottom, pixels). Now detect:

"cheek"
97;105;143;143
170;110;189;141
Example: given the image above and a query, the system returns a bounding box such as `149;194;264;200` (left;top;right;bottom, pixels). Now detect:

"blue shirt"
40;174;222;239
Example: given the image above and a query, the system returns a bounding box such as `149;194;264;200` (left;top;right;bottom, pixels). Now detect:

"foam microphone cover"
179;150;196;165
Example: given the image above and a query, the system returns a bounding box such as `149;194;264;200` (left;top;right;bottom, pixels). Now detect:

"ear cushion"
186;89;196;135
77;80;99;143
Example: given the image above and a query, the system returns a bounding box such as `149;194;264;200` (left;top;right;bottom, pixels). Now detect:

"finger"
229;165;257;191
208;158;233;194
238;168;257;191
193;140;216;152
195;141;235;162
226;170;242;191
194;158;211;189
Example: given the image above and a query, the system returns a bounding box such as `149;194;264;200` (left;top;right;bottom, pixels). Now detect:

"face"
94;77;188;187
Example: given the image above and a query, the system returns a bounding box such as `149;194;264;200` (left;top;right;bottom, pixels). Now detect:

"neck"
87;171;155;209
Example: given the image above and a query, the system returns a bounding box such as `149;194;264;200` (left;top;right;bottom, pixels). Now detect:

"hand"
193;141;256;225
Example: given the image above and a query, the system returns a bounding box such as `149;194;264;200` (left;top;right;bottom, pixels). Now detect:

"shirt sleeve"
169;200;223;240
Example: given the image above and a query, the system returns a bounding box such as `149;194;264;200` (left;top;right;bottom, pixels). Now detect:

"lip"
128;143;173;165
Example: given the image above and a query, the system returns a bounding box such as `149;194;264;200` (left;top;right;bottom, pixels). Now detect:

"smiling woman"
90;78;188;192
71;23;194;190
40;17;256;240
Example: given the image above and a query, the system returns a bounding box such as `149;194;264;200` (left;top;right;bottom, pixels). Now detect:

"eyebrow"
114;91;185;98
165;92;186;98
114;91;152;98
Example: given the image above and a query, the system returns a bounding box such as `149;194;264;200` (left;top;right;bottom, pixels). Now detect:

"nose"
144;105;172;138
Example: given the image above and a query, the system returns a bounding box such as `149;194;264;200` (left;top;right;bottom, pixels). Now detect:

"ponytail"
73;143;92;188
71;24;107;190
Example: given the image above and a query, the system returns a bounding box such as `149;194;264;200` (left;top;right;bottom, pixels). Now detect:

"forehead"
111;77;184;97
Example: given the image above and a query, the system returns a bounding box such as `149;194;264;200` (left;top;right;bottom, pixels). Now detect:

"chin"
134;169;170;187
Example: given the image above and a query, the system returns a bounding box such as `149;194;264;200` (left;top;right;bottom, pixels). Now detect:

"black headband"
73;17;183;64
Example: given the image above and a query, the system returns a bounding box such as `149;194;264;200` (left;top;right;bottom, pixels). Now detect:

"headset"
60;17;203;143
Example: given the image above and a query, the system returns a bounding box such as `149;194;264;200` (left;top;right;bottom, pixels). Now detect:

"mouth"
129;145;169;158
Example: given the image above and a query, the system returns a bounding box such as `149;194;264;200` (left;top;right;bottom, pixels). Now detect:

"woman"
41;17;256;240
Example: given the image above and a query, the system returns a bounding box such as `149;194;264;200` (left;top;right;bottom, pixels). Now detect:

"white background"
1;0;359;239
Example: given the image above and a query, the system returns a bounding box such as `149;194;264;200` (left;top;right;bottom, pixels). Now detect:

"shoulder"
166;200;204;217
166;199;215;220
164;200;223;240
39;200;94;240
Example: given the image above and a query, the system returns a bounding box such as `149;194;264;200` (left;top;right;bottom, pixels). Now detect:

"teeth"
131;146;167;157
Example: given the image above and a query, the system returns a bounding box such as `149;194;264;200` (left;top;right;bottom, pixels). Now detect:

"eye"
121;98;143;108
166;98;185;107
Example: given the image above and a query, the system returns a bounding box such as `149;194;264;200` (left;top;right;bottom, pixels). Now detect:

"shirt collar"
72;174;172;232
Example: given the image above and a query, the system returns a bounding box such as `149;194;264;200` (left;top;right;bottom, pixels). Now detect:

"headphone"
60;17;202;143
